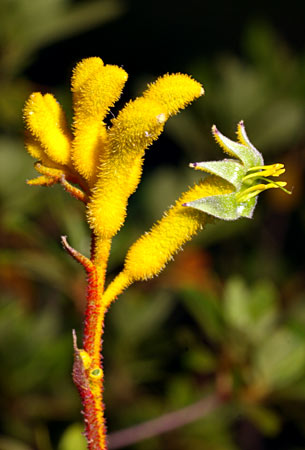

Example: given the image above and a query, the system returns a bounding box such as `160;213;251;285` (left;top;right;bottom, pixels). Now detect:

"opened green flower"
184;121;290;220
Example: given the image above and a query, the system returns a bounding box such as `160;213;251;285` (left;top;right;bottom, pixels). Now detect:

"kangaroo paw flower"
143;73;204;115
86;71;203;239
71;59;128;183
184;121;291;220
122;176;232;282
24;57;204;242
23;92;72;166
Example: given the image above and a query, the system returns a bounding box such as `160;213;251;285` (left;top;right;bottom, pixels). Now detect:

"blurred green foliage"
0;0;123;131
1;1;305;449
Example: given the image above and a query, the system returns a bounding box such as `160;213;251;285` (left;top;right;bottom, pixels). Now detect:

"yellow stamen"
243;163;285;181
237;181;288;202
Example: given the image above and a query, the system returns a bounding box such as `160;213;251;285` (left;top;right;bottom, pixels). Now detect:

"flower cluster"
184;121;290;220
23;57;204;240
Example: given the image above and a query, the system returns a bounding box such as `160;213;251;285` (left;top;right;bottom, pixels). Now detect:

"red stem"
62;236;108;449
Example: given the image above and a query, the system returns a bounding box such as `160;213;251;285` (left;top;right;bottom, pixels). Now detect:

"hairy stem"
63;235;110;449
93;236;111;294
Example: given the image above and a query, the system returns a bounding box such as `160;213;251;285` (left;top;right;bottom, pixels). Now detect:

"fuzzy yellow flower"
185;121;291;219
101;122;290;307
123;176;231;281
23;57;204;240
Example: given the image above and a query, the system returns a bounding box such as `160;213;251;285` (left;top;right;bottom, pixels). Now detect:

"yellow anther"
237;181;288;202
243;163;285;181
79;350;92;370
248;163;284;171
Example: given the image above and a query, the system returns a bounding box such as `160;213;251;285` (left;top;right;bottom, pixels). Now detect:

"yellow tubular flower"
23;93;72;166
71;57;104;103
123;176;232;281
24;133;65;170
73;64;128;120
72;122;108;185
87;74;204;239
143;73;204;115
87;98;166;238
72;63;128;183
24;133;45;160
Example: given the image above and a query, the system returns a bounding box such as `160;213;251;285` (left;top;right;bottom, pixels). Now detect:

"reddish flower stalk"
62;236;109;449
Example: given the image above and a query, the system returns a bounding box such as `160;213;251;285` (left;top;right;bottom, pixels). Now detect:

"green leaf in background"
180;287;224;341
104;289;175;386
110;289;174;344
253;327;305;391
58;423;87;450
223;276;278;342
243;404;281;436
0;299;73;394
183;406;239;450
183;346;217;374
166;375;198;409
224;276;251;330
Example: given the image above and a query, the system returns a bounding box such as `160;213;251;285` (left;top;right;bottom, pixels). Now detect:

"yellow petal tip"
144;73;204;116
